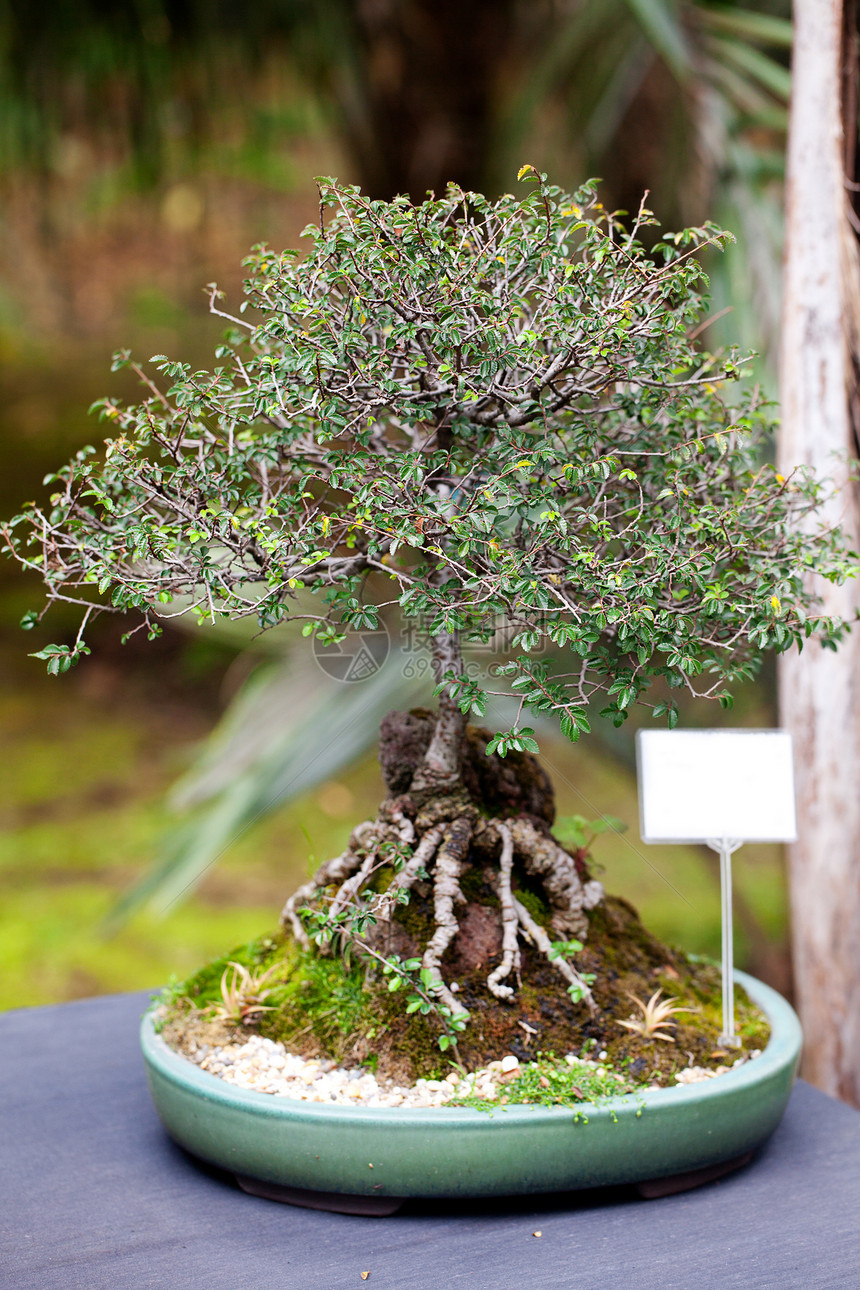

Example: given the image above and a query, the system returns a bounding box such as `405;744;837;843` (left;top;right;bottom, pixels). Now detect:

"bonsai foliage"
5;170;850;723
3;169;853;1055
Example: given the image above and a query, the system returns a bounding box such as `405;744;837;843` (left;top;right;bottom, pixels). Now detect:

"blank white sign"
636;729;797;843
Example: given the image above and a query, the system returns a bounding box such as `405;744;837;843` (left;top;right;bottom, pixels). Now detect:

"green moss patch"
157;887;770;1088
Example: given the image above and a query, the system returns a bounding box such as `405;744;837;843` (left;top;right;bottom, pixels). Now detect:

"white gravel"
174;1032;625;1108
170;1025;763;1107
180;1032;525;1106
674;1050;762;1085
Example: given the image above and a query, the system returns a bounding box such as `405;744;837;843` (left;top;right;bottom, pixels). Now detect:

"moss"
459;866;499;907
391;888;435;944
157;891;770;1088
512;884;550;927
367;981;452;1080
257;944;371;1054
368;864;396;893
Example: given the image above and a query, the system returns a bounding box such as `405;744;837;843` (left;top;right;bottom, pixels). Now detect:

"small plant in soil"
617;989;695;1042
4;170;852;1090
209;961;282;1027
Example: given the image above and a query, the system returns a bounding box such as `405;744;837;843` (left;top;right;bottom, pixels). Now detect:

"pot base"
633;1149;753;1198
235;1175;405;1214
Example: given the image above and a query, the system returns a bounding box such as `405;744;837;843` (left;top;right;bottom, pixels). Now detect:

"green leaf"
622;0;691;82
698;7;792;50
709;36;791;102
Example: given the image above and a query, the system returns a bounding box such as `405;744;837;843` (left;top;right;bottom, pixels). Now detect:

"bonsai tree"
3;169;852;1069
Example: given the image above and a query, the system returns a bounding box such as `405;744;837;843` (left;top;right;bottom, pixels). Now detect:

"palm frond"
696;6;792;48
621;0;693;81
108;646;432;922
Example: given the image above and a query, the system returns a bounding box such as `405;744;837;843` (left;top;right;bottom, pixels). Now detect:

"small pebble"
175;1031;743;1107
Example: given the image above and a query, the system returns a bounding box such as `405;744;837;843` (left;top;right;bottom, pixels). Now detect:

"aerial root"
279;819;377;947
486;821;521;1000
421;816;472;1018
328;847;380;919
512;894;597;1015
509;818;604;941
281;804;603;1017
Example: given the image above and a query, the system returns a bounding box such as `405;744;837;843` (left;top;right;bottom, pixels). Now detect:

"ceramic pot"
141;969;800;1206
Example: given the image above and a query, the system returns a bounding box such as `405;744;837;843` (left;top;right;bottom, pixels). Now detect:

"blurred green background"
0;0;793;1010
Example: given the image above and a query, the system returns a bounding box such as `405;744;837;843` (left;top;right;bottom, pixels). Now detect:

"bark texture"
779;0;860;1106
378;709;555;823
282;709;602;1034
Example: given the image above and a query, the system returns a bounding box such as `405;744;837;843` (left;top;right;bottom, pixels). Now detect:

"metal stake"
707;837;743;1049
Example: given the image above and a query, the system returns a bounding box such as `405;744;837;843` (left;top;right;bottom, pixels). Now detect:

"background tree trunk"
779;0;860;1107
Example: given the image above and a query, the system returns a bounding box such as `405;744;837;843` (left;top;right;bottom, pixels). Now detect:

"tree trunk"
412;630;467;788
779;0;860;1106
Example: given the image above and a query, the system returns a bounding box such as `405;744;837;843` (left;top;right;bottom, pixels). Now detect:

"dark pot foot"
235;1175;405;1215
634;1150;754;1199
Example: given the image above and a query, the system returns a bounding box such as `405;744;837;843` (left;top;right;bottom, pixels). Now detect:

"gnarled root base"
280;714;605;1031
165;717;771;1090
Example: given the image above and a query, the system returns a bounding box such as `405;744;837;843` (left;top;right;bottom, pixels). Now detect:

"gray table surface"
2;990;859;1290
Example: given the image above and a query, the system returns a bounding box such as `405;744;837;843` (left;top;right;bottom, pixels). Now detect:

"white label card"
636;729;797;843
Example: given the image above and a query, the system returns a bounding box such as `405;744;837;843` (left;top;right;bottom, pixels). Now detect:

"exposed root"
582;878;606;910
391;823;445;898
329;846;380;919
422;816;472;1018
279;820;376;947
384;802;416;849
509;818;590;940
486;822;521;1001
280;777;605;1028
370;823;445;938
513;894;597;1016
281;850;362;948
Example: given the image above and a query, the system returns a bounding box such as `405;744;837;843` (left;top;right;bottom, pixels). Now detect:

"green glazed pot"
141;970;800;1202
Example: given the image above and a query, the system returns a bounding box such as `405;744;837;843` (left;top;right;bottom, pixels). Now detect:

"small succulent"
616;990;693;1043
210;961;281;1026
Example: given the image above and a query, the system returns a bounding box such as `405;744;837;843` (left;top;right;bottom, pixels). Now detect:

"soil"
160;712;771;1086
161;882;769;1088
